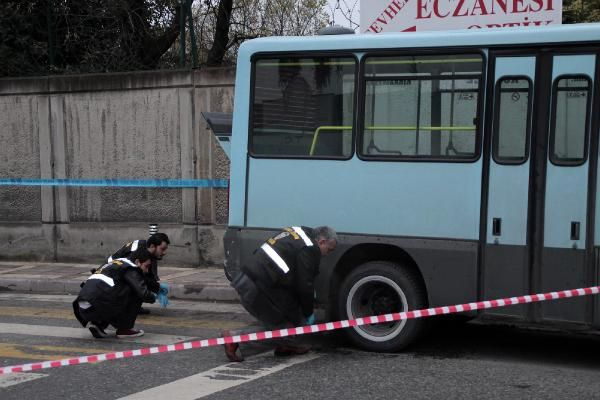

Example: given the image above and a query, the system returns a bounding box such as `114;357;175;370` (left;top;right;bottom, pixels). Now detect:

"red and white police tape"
1;285;599;375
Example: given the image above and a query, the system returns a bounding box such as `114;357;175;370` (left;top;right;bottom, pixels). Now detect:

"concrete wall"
0;69;234;266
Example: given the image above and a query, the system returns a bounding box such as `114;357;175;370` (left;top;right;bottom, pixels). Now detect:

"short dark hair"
130;247;152;263
314;226;337;242
147;233;170;247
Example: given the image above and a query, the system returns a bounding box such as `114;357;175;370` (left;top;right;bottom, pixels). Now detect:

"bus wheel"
337;261;427;352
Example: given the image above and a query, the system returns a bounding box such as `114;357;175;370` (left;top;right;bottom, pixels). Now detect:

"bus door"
484;50;597;324
538;52;595;324
483;55;535;318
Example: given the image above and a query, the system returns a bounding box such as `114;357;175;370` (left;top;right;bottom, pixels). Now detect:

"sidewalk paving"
0;261;238;302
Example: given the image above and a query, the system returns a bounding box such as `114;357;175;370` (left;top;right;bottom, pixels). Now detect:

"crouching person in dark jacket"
223;226;338;362
73;247;156;339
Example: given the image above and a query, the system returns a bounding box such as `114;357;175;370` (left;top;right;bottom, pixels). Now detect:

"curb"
0;278;239;302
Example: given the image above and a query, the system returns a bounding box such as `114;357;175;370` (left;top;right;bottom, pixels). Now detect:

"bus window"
550;76;591;166
493;77;532;164
250;56;356;158
360;54;483;160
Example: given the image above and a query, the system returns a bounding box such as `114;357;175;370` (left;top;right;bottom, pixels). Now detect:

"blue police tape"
0;178;228;188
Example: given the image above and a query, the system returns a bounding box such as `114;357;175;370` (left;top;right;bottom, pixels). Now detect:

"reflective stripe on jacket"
78;258;155;311
109;239;160;292
243;226;321;320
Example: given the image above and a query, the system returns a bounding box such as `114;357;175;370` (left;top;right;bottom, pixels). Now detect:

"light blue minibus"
222;23;600;351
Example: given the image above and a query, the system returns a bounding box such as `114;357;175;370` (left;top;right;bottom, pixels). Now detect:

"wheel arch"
328;243;428;317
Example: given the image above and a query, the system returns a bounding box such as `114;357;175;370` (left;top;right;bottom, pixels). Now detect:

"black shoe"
274;345;311;357
88;323;109;338
138;307;151;315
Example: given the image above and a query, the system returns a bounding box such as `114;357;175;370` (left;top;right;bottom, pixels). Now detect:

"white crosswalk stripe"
0;293;246;314
117;352;322;400
0;372;47;388
0;323;196;345
0;293;327;396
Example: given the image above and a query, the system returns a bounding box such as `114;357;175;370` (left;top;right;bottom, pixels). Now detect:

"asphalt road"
1;293;600;399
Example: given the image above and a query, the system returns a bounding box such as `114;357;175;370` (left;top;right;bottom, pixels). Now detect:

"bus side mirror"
202;112;233;160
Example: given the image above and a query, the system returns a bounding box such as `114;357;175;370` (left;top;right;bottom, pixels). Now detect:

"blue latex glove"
159;282;169;295
305;314;315;325
157;291;170;308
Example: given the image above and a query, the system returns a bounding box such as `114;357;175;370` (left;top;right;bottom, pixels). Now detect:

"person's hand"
159;282;169;295
305;314;315;325
157;291;169;308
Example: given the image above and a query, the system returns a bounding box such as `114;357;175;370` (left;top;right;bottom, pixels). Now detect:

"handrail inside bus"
309;125;476;156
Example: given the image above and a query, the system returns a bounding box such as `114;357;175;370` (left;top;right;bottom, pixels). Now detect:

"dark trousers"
230;272;300;353
73;296;141;330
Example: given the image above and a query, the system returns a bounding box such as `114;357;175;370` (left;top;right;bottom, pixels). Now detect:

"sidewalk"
0;261;238;302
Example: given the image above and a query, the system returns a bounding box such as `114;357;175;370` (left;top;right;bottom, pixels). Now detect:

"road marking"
0;323;196;345
0;306;246;329
33;344;109;353
0;274;63;279
0;294;247;314
0;372;47;388
117;352;321;400
0;306;75;319
0;265;40;275
0;344;72;361
0;343;112;360
136;315;245;330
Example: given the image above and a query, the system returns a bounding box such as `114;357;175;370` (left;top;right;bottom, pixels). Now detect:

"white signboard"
360;0;562;33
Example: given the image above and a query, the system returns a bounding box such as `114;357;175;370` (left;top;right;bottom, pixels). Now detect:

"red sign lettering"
366;0;560;33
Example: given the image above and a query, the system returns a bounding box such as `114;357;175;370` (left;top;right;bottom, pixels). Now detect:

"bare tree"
563;0;600;23
0;0;183;77
327;0;359;30
206;0;233;66
0;0;331;76
192;0;328;66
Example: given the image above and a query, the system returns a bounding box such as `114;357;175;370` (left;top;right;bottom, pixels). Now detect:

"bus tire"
337;261;427;352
